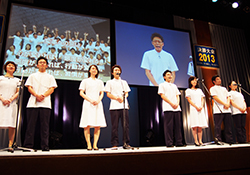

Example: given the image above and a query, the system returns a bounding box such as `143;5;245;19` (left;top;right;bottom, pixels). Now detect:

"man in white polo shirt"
210;75;234;144
105;65;131;149
23;57;57;151
158;70;184;147
141;33;179;86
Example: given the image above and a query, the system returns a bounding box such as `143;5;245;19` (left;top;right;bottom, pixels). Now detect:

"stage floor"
1;142;250;157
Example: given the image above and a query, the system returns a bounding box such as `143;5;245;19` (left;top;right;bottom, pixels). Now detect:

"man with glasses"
141;33;179;86
23;57;57;151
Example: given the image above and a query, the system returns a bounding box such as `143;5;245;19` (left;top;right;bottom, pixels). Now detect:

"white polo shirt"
210;85;231;114
105;78;131;110
141;49;179;86
229;90;247;115
25;71;57;109
158;81;181;112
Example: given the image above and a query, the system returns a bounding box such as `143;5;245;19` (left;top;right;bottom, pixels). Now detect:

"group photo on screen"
4;4;111;81
115;21;194;88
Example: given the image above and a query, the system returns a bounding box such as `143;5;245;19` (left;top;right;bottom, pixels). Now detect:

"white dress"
79;78;107;128
185;88;208;128
0;76;19;128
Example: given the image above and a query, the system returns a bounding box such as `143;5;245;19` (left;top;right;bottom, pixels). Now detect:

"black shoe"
194;143;200;146
176;144;186;147
123;144;132;149
166;145;174;148
42;147;50;151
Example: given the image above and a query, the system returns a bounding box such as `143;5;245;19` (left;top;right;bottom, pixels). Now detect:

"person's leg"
39;108;51;150
93;127;100;149
110;110;120;147
240;114;247;143
192;127;199;145
121;109;130;145
23;108;38;148
174;112;183;146
197;127;203;145
163;111;174;146
214;114;224;141
84;126;91;150
223;113;234;143
233;114;241;143
8;127;15;148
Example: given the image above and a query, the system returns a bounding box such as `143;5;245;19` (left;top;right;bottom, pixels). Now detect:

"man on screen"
141;33;179;86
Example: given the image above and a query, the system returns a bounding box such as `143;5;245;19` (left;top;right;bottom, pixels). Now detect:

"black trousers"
214;113;234;143
163;111;183;146
110;109;130;146
233;114;246;143
23;108;51;149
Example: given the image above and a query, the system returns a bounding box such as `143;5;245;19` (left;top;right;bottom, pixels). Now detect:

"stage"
1;143;250;174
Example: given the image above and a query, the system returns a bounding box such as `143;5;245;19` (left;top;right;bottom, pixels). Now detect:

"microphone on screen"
116;73;121;75
22;65;27;70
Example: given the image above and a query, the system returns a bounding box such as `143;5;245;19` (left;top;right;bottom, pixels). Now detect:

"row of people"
0;58;247;151
9;25;110;55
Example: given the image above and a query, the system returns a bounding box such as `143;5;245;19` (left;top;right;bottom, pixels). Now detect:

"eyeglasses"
152;40;163;44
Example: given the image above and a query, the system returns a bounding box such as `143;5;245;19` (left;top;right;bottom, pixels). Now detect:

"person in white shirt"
79;65;107;150
23;57;57;151
141;33;179;86
185;77;208;146
158;70;184;147
105;65;131;149
209;75;234;144
0;62;19;151
228;81;247;143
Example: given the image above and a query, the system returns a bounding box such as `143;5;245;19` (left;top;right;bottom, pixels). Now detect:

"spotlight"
212;0;218;2
232;2;239;8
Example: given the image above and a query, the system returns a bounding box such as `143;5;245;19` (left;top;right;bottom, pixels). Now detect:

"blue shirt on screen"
141;49;179;86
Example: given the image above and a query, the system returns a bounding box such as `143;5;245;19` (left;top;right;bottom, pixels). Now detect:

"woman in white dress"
0;61;19;151
228;81;247;143
79;65;106;150
185;76;208;146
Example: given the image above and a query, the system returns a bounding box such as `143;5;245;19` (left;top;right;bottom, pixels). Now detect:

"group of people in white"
0;57;247;151
6;25;111;74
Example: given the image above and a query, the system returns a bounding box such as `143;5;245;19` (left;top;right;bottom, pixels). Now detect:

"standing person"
185;77;208;146
228;81;247;143
209;75;234;144
23;57;57;151
141;33;179;86
158;70;184;147
105;65;131;149
0;62;19;151
79;65;106;150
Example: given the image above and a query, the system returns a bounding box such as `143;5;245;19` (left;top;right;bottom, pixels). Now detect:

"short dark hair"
88;65;99;78
163;70;172;77
151;33;164;42
211;75;220;84
37;57;48;65
188;76;199;88
4;61;17;73
111;65;122;74
36;45;42;48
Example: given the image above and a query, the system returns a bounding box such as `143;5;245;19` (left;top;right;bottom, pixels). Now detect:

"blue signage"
195;45;219;68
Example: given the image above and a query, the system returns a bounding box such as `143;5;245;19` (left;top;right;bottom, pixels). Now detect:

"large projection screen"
115;21;194;88
3;4;111;82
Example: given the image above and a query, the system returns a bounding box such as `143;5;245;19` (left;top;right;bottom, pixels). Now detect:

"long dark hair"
188;76;199;88
88;65;99;78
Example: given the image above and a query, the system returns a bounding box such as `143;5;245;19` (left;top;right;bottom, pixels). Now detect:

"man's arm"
213;96;230;109
145;69;158;86
106;91;124;103
159;93;178;109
